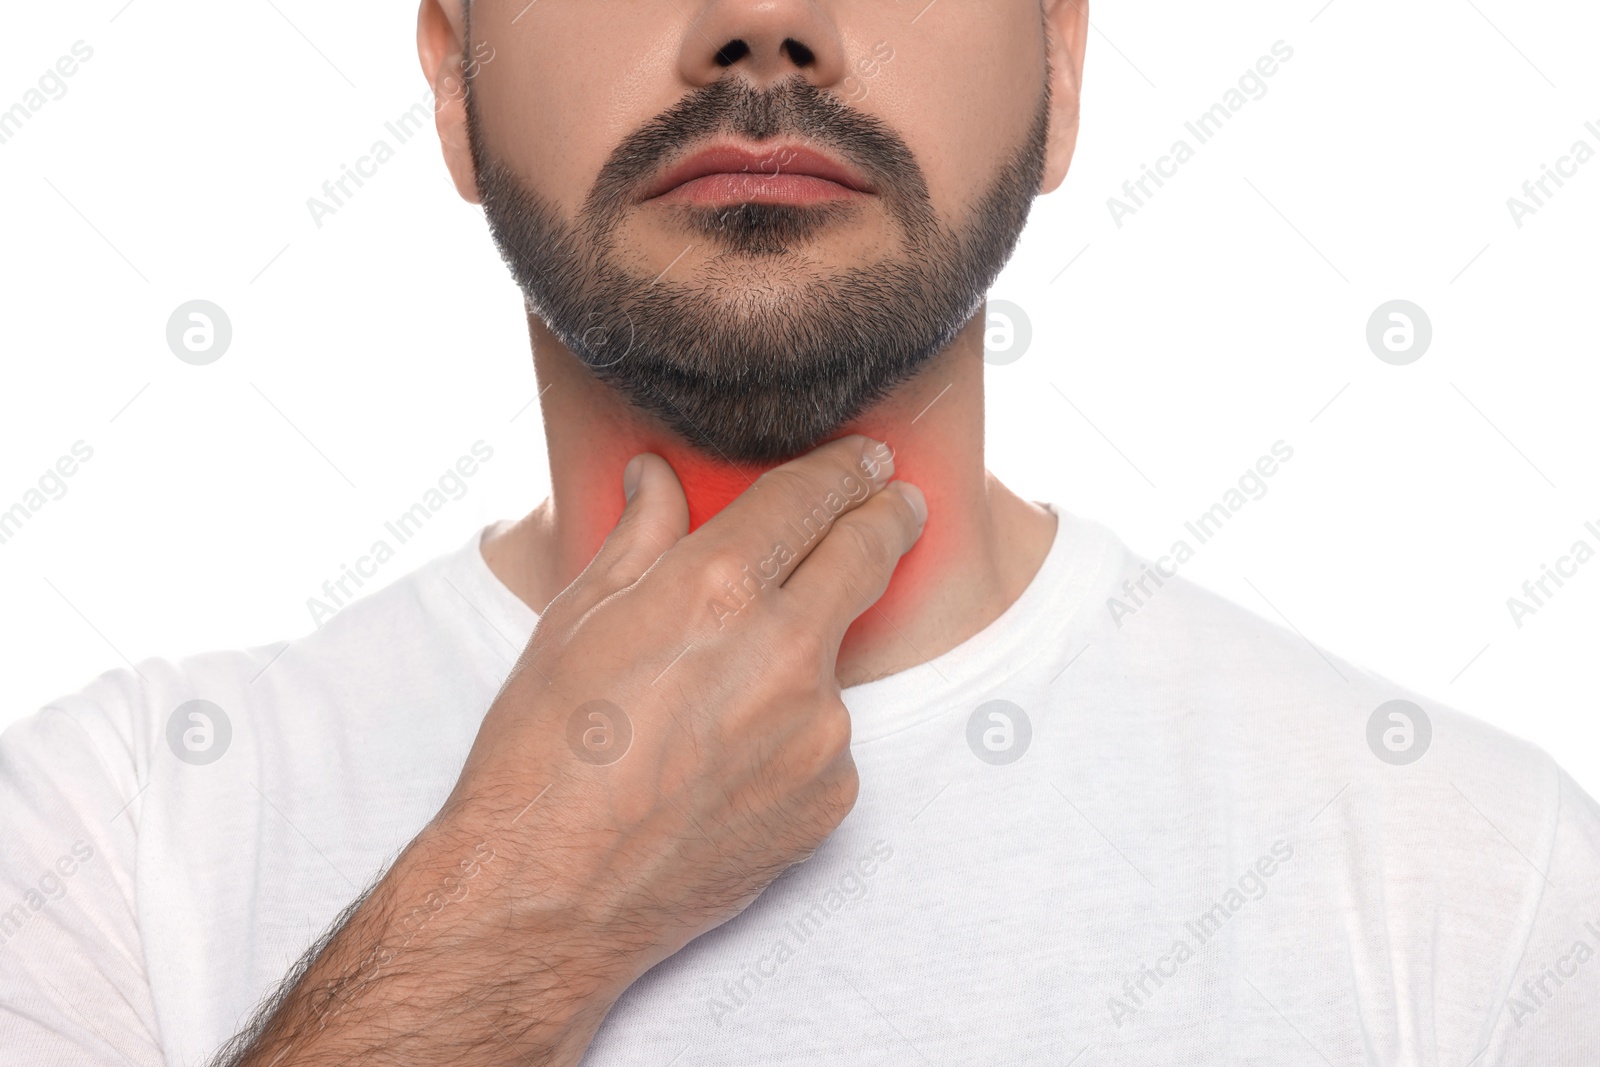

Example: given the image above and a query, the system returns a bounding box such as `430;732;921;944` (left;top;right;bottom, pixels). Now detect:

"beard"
465;70;1050;465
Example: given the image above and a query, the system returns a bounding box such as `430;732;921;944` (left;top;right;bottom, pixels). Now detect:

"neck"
485;307;1057;688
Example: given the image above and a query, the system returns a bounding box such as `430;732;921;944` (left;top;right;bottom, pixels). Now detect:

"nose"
677;0;848;90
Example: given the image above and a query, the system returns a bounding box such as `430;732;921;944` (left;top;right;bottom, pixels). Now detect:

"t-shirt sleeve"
0;704;164;1066
1482;765;1600;1064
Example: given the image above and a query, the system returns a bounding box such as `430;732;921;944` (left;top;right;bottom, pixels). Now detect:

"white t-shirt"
2;503;1597;1066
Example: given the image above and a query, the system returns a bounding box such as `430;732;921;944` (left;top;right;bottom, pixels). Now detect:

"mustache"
582;74;931;226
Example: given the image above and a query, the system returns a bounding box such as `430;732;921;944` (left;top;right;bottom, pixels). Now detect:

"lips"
640;142;876;202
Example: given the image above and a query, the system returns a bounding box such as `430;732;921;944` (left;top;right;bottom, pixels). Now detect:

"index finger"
683;434;896;592
781;480;926;654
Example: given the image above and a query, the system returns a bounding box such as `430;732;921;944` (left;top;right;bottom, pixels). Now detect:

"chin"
697;259;844;302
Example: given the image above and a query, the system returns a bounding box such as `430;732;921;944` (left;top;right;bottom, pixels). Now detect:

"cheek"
860;24;1045;218
468;9;683;212
467;59;588;207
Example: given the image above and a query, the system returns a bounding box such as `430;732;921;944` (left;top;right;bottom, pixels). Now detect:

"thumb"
586;453;690;594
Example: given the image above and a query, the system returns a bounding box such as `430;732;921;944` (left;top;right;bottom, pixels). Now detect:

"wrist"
300;817;627;1067
412;801;649;1002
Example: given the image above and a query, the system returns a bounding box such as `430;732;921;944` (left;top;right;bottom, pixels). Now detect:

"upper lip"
640;140;876;200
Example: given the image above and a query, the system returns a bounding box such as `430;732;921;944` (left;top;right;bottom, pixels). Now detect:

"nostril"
715;40;750;66
781;38;815;67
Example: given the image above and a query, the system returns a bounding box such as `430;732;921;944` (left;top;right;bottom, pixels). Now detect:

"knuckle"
834;515;894;580
820;754;861;817
761;452;870;530
621;512;680;560
820;449;874;512
759;467;830;530
765;627;828;685
832;451;875;504
814;703;854;767
754;465;807;504
596;558;640;593
754;464;797;491
586;515;678;591
888;483;922;538
837;762;861;809
694;547;752;600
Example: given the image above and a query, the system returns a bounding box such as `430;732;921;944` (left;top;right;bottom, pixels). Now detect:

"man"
2;1;1596;1064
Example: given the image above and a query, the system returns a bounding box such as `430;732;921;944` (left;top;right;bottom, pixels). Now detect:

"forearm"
210;819;631;1067
211;437;907;1064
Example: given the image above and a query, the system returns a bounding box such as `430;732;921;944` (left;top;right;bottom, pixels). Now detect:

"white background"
2;1;1596;792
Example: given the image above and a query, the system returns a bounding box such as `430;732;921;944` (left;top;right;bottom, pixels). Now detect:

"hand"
442;433;925;983
213;435;924;1067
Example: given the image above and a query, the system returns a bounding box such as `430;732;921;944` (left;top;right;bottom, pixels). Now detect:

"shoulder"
1093;534;1559;806
2;524;523;801
1076;523;1600;1056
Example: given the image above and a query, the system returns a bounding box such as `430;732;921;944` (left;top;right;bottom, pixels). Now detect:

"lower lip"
651;172;868;206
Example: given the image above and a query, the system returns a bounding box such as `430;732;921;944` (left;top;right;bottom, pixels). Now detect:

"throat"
495;315;1056;688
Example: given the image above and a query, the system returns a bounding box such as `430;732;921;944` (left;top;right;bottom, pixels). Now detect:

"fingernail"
861;438;895;488
897;482;927;527
623;455;643;501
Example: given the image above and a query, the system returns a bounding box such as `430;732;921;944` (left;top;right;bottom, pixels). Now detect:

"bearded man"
2;3;1596;1065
